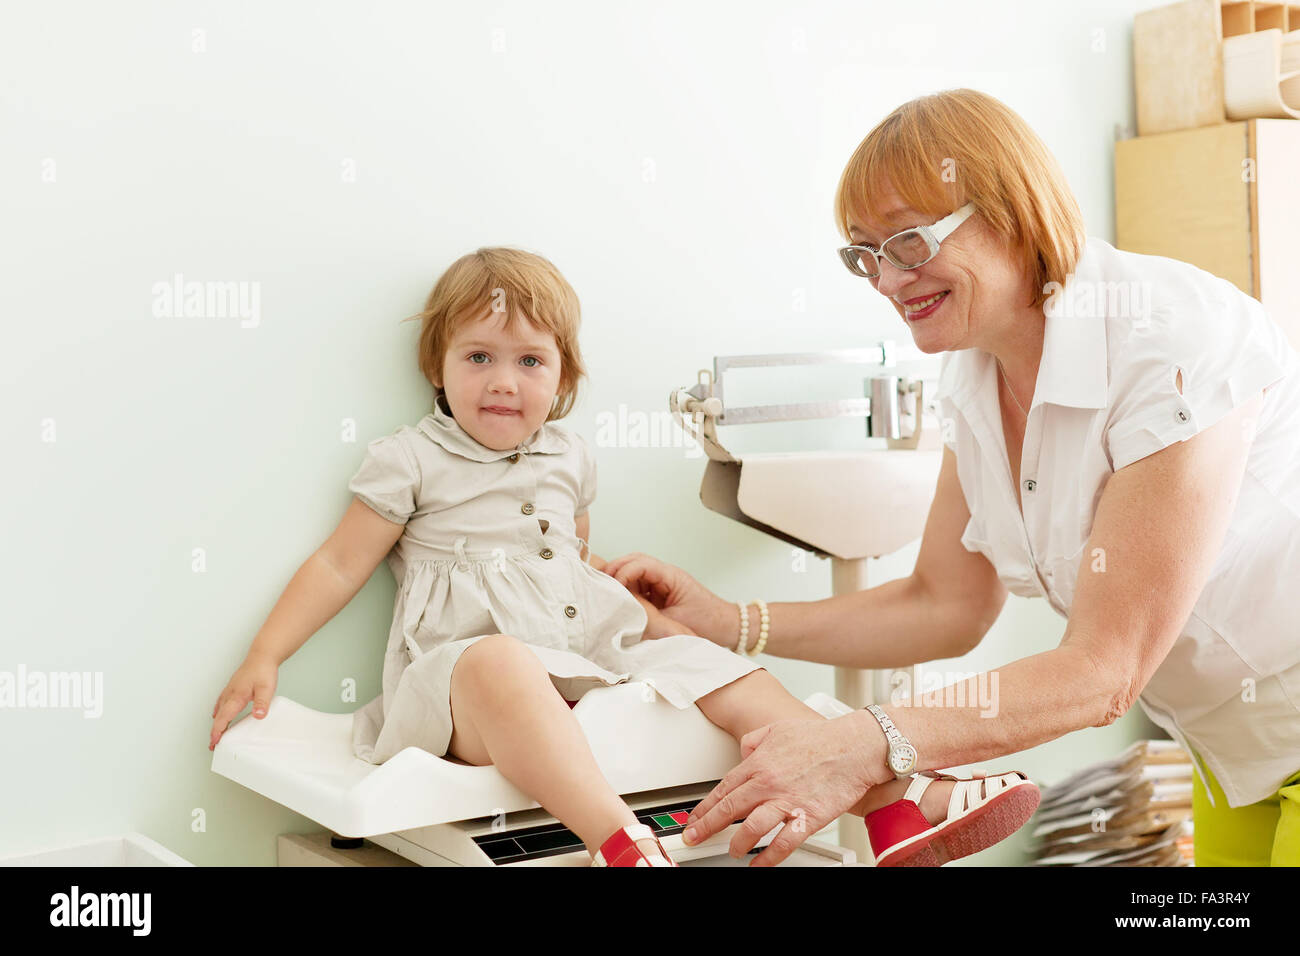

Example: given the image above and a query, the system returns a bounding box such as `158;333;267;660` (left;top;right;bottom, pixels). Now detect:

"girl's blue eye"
468;353;541;366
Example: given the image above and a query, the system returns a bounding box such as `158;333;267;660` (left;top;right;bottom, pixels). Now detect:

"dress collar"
416;391;572;462
933;236;1110;412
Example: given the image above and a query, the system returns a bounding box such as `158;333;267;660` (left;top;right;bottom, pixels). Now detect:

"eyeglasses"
838;202;975;279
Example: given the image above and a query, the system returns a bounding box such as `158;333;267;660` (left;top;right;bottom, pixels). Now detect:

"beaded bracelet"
748;599;769;656
734;600;769;656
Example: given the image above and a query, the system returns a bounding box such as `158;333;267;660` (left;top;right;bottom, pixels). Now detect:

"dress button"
564;605;577;618
507;453;520;463
1024;479;1036;492
521;503;535;515
1175;408;1190;424
540;548;554;559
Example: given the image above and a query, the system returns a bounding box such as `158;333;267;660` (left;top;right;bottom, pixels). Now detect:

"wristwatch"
865;704;918;779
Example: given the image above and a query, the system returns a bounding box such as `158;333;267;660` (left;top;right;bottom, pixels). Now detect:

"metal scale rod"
670;342;942;865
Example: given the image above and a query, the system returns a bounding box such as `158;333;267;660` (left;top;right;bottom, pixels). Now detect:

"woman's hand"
602;552;729;646
679;713;883;866
631;591;699;640
209;653;279;751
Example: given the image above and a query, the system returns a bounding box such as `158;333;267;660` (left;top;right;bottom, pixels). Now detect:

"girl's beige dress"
349;392;763;764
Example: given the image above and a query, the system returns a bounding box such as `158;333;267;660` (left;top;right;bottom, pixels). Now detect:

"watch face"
889;744;917;773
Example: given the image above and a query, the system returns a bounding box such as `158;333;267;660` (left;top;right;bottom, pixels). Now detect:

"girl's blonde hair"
833;89;1086;310
404;247;587;421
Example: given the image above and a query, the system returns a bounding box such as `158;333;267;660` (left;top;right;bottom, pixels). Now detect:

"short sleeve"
1104;272;1292;472
348;433;421;524
574;433;596;517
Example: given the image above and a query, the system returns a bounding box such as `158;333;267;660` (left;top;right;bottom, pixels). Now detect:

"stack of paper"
1030;740;1195;866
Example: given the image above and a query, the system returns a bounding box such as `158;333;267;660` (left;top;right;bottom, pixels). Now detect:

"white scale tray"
211;681;854;840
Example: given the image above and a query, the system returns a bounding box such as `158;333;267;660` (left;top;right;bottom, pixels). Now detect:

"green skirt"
1192;750;1300;866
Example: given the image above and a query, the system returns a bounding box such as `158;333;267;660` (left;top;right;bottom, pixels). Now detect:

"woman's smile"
901;289;950;321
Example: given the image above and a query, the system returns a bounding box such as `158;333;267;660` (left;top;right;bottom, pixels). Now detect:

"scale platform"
212;681;862;866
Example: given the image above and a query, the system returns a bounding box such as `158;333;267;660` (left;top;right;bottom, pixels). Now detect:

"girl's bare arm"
244;498;406;665
209;498;405;747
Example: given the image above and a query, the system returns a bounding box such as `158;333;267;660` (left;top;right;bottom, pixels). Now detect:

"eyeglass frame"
838;202;976;279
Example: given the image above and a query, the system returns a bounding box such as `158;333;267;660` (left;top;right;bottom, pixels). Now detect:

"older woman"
604;89;1300;867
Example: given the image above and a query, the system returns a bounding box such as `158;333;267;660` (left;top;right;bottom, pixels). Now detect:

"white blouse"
934;237;1300;808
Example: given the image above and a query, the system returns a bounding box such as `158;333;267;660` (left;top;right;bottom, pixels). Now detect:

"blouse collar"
933;236;1110;413
416;391;571;462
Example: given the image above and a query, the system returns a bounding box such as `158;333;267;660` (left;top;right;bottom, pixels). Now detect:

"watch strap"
866;704;916;779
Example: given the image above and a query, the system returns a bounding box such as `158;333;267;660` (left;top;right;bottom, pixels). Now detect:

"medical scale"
211;341;940;866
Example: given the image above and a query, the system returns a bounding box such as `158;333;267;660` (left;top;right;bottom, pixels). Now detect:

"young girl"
210;247;1040;867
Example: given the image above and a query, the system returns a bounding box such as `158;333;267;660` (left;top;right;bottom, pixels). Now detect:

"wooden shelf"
1135;0;1300;135
1115;119;1300;348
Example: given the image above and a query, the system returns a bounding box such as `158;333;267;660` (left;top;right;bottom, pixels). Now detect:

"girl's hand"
209;653;279;751
602;552;729;646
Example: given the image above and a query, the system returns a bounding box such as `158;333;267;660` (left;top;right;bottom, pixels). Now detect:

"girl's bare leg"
446;633;666;861
692;669;958;824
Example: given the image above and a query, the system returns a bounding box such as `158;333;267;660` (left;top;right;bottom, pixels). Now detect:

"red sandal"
591;823;678;867
865;770;1040;867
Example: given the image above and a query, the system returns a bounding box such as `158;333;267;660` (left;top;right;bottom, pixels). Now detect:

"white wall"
1;0;1164;865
